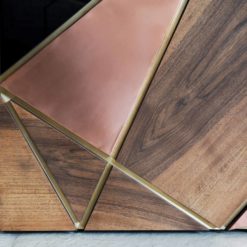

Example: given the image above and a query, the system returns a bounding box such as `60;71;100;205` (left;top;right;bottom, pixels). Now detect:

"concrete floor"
0;232;246;247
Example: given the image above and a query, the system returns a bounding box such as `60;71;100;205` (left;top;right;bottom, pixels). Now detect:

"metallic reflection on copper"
231;210;247;230
2;0;181;154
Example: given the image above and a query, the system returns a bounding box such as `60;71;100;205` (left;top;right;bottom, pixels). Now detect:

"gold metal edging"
80;163;113;229
79;0;191;230
0;0;219;231
0;0;102;83
3;91;217;230
106;157;218;230
0;87;109;162
0;93;11;104
110;0;189;156
5;102;81;229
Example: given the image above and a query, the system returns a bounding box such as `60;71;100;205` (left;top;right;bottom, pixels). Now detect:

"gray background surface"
0;232;246;247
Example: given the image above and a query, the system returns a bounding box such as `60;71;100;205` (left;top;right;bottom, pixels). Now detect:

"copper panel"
2;0;181;154
231;210;247;230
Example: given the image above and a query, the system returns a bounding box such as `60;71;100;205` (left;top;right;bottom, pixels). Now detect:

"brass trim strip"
0;0;102;83
110;0;189;157
5;102;81;229
0;0;217;231
0;87;109;162
0;93;11;104
78;0;191;230
0;0;232;231
106;157;217;230
80;163;113;229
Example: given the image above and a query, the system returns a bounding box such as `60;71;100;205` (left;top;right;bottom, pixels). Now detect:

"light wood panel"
86;168;205;231
14;104;106;220
0;105;73;231
118;0;247;227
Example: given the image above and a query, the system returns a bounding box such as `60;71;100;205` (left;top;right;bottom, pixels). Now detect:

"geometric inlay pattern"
1;0;183;154
14;104;106;221
0;0;246;231
86;168;206;231
0;105;73;231
117;0;247;228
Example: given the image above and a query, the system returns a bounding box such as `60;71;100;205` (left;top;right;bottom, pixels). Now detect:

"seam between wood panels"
110;0;189;157
106;157;218;230
5;102;81;229
78;0;191;230
0;0;220;231
3;98;217;230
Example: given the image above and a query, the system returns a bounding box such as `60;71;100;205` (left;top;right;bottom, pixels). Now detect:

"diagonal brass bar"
0;0;102;83
80;163;113;229
106;157;218;230
110;0;189;157
0;0;229;231
0;87;109;162
6;102;81;229
80;0;191;230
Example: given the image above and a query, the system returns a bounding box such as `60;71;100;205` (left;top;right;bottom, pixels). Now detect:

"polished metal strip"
107;157;217;230
80;163;113;229
0;0;222;231
0;87;109;162
110;0;189;157
6;102;81;229
0;0;102;83
0;93;11;104
79;0;192;230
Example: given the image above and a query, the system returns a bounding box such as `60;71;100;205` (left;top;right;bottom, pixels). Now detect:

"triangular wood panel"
86;168;206;231
14;104;106;221
117;0;247;228
0;105;73;231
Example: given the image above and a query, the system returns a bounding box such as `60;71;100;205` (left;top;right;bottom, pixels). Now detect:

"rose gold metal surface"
2;0;181;154
231;210;247;230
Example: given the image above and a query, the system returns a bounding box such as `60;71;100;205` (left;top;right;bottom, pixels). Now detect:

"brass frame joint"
75;222;83;230
0;93;11;104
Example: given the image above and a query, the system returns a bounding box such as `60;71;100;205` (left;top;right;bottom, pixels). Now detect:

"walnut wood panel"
0;105;73;231
118;0;247;227
14;104;106;220
86;168;205;231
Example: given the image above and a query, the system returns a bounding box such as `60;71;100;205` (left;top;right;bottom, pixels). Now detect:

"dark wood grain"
14;104;106;220
86;168;206;231
0;105;73;231
117;0;247;227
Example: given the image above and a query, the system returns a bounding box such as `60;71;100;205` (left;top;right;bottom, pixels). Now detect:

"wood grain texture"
117;0;247;227
0;105;73;231
14;104;106;220
86;168;205;231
